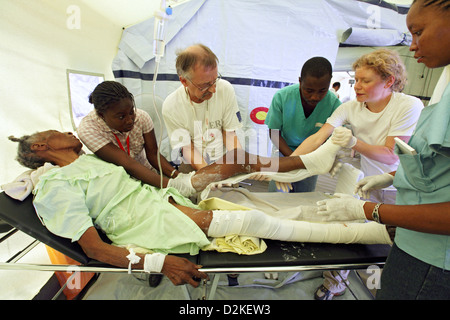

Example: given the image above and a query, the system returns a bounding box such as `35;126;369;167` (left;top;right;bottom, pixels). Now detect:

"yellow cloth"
198;197;267;255
202;235;267;255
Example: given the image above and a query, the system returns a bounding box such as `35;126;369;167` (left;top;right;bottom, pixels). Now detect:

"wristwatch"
372;203;383;224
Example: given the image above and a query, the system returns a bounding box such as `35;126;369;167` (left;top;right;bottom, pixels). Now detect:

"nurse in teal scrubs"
265;57;341;192
316;0;450;299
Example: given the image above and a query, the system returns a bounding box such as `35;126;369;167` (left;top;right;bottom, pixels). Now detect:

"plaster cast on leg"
207;210;392;245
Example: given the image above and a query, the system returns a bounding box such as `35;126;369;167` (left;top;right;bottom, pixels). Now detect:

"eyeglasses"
187;73;222;92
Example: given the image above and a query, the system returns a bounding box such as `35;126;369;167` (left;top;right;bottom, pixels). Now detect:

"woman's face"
353;67;393;104
407;2;450;68
99;98;136;133
40;130;83;153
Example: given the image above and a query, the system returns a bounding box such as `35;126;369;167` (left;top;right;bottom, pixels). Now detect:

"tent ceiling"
80;0;412;29
79;0;191;28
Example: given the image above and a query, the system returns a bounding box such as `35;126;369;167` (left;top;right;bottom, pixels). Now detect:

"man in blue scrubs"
265;57;341;192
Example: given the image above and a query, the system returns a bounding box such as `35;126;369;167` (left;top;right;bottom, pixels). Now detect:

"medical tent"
111;0;442;163
0;0;447;301
0;0;444;186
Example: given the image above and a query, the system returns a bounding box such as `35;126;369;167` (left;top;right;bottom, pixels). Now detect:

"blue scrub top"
393;83;450;270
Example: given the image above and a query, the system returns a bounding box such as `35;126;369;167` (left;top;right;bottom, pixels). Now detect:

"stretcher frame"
0;191;391;299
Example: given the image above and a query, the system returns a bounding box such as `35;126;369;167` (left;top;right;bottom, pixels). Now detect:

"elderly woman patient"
8;129;391;287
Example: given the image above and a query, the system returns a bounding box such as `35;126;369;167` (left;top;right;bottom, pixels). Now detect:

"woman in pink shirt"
78;81;179;189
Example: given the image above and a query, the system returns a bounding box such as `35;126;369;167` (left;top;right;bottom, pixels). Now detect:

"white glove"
316;193;366;222
331;127;357;148
167;172;197;197
275;181;293;193
354;173;394;199
329;155;343;178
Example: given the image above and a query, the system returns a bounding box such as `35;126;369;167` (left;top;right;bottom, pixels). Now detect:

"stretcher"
0;189;390;299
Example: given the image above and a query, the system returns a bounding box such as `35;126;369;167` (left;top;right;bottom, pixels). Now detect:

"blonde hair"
352;49;407;92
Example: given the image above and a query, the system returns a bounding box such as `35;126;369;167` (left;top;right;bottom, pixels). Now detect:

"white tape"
126;248;141;274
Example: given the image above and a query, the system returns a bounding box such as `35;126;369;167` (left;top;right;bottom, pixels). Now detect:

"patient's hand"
162;255;208;287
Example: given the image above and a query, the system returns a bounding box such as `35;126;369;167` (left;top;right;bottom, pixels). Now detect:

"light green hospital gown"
33;155;210;255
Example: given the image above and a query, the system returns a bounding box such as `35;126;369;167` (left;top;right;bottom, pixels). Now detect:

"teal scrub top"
265;84;341;151
393;83;450;270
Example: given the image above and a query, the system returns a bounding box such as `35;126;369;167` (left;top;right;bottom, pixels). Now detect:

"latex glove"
331;127;357;148
276;181;293;193
316;193;366;222
329;154;344;178
167;172;197;197
354;173;394;199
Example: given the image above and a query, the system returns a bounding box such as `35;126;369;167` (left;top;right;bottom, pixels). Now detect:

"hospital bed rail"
0;191;391;299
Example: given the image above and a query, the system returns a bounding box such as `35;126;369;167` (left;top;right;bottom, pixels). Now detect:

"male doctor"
162;44;242;171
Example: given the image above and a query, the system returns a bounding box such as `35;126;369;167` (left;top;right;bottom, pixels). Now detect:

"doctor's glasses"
187;73;222;92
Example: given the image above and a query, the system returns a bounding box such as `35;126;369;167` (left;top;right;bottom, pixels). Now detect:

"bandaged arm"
77;227;207;287
290;123;335;156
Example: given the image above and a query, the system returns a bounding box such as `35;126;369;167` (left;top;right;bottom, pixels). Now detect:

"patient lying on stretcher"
8;129;392;287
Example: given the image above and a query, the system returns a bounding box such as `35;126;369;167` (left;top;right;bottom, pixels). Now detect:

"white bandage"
207;210;307;242
299;139;341;176
126;248;141;274
143;253;166;273
207;209;392;245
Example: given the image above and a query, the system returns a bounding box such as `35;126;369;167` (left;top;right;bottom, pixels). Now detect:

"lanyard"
190;100;210;142
113;133;130;156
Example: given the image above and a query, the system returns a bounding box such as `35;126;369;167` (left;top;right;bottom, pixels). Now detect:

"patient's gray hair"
8;133;46;169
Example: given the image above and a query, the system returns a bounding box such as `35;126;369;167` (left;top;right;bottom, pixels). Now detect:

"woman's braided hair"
89;81;135;113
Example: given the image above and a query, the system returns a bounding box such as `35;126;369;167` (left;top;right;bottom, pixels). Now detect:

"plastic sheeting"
341;27;410;46
112;0;411;159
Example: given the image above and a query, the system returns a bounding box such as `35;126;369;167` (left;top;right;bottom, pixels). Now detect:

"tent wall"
0;0;121;185
0;0;443;187
112;0;432;162
334;46;444;105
